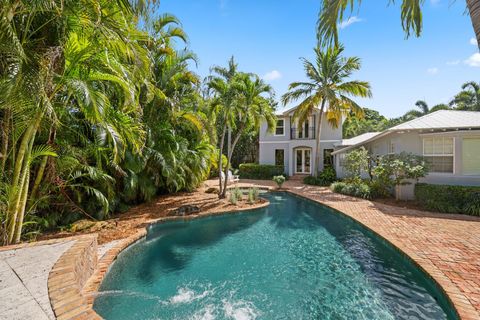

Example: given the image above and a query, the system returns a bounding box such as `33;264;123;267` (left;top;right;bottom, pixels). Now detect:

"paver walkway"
0;240;74;320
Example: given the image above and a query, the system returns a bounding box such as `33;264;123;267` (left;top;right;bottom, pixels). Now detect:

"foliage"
281;45;371;177
450;81;480;111
247;187;260;204
343;108;389;138
316;0;479;52
415;184;480;216
207;58;276;198
344;147;370;180
373;153;428;186
229;187;243;205
272;175;286;189
239;164;285;180
331;181;372;199
303;167;337;186
0;1;216;244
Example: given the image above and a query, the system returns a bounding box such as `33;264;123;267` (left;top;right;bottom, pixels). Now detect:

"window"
275;119;284;136
462;138;480;175
423;137;454;173
275;149;285;166
388;140;396;154
323;149;334;167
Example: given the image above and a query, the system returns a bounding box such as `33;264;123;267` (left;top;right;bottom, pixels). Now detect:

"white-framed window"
275;119;284;136
462;138;480;175
423;137;454;173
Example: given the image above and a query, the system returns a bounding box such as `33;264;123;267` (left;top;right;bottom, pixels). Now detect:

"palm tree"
282;45;371;177
404;100;450;119
0;0;148;244
219;74;275;198
207;57;242;197
317;0;480;50
450;81;480;111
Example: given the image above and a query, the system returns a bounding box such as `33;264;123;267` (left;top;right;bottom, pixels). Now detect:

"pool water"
94;192;457;320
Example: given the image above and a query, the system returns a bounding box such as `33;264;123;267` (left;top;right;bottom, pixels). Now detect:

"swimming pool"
94;192;457;319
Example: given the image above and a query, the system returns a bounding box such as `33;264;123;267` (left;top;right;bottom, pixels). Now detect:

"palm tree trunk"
6;111;43;244
313;100;327;177
30;126;56;203
467;0;480;50
218;123;228;198
221;122;246;198
0;109;11;173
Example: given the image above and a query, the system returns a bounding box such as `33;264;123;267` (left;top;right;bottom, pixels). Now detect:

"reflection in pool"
94;192;457;320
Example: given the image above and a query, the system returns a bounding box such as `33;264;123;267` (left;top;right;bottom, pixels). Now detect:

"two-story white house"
259;106;342;176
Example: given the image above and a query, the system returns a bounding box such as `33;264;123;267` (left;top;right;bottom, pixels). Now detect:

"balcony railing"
290;127;315;140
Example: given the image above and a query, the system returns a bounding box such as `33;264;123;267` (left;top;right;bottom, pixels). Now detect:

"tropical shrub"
344;147;370;180
229;187;243;205
373;153;428;200
331;181;372;199
239;164;285;180
415;184;480;216
303;167;337;186
247;187;260;204
273;176;286;189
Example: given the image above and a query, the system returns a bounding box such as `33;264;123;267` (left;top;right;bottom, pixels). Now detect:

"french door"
295;149;311;174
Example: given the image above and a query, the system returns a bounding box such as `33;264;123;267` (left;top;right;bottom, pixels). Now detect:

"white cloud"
430;0;441;5
338;16;363;30
470;37;478;46
446;60;460;66
427;67;439;75
262;70;282;81
465;53;480;67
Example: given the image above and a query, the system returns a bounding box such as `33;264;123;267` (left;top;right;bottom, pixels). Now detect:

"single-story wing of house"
332;110;480;199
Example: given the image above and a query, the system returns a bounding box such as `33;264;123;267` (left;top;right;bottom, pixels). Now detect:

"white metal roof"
332;110;480;155
390;110;480;130
335;132;382;147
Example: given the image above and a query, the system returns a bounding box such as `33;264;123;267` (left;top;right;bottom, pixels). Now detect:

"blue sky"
159;0;479;118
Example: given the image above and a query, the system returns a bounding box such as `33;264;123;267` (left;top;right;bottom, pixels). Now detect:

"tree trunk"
467;0;480;50
29;126;56;203
221;122;246;198
6;111;43;244
218;123;228;198
313;100;327;177
0;109;11;173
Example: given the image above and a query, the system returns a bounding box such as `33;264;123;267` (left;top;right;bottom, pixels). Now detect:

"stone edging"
48;235;99;320
285;189;478;320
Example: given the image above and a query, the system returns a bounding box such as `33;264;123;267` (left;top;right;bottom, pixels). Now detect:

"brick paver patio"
237;180;480;320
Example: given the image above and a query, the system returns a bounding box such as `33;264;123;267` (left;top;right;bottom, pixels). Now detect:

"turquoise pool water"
94;192;457;320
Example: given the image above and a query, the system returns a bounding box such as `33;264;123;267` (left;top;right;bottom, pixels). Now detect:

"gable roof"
332;110;480;155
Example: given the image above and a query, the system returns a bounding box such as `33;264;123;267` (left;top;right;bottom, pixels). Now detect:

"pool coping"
47;186;478;320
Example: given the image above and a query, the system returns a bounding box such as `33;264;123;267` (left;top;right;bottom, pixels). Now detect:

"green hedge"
415;183;480;216
331;181;372;199
238;163;286;180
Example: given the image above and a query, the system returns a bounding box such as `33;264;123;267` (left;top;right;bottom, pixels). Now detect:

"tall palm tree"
207;57;241;197
317;0;480;50
450;81;480;111
282;45;371;177
219;74;276;198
